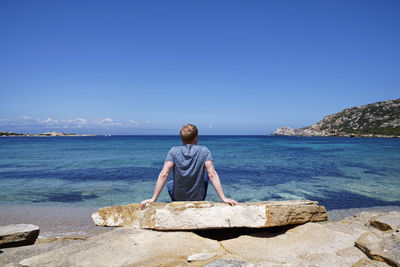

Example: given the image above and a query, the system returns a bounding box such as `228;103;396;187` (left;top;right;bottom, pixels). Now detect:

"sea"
1;135;400;211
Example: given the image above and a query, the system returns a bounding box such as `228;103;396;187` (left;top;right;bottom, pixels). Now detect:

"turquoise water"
0;136;399;210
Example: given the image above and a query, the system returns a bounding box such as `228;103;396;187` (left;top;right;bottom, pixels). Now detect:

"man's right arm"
140;161;174;209
205;160;238;206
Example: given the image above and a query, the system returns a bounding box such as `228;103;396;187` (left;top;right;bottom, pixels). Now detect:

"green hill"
273;98;400;137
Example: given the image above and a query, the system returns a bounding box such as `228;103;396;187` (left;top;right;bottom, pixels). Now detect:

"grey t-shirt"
165;144;213;201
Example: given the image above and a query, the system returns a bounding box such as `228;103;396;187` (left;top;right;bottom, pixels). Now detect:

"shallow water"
0;136;399;210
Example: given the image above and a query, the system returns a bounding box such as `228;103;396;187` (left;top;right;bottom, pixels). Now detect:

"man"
141;124;238;209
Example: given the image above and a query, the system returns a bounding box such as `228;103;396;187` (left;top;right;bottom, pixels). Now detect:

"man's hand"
141;161;174;210
222;197;239;206
140;198;155;209
205;160;239;206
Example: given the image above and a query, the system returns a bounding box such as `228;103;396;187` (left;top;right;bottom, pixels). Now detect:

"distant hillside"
273;98;400;137
0;131;96;137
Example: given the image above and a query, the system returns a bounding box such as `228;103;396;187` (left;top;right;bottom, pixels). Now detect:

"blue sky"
1;0;399;135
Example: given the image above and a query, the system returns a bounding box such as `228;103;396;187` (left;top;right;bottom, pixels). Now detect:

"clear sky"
1;0;399;135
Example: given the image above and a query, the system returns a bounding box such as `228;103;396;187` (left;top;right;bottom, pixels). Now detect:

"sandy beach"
0;205;113;240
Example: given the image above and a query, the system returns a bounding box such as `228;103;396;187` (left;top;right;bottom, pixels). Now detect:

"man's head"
180;124;198;145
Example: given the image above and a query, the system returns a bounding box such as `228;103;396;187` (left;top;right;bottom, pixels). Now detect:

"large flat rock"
10;211;399;267
19;228;223;266
92;200;327;230
355;231;400;266
220;219;370;266
0;224;39;248
370;211;400;231
0;238;84;266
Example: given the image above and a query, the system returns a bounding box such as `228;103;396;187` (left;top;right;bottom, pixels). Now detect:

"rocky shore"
0;131;96;137
272;126;399;138
272;98;400;138
1;201;399;266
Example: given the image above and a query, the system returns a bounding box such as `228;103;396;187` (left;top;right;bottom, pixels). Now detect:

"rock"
0;224;39;248
40;131;64;136
352;257;389;267
271;126;296;136
355;231;400;266
220;222;367;266
370;211;400;231
187;252;218;262
11;210;400;267
35;236;89;244
273;98;400;138
0;238;84;266
205;258;254;267
19;228;223;266
92;200;328;230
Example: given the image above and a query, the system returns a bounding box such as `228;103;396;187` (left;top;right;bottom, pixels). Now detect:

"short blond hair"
180;124;198;144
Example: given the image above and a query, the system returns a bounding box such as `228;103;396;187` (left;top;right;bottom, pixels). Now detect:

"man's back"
140;124;238;209
166;144;212;201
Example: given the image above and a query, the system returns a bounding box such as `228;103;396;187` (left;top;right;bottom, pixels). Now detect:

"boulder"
19;228;223;266
11;211;399;267
352;257;389;267
92;200;327;230
355;231;400;266
220;221;367;266
0;238;84;266
187;252;218;262
0;224;39;248
272;127;296;136
205;258;253;267
370;211;400;231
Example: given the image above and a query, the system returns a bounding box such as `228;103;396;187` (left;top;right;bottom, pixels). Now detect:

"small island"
0;131;96;137
273;98;400;138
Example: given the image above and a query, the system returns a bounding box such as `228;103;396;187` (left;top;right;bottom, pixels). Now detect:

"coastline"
271;133;400;138
0;134;96;137
0;131;96;137
1;203;399;239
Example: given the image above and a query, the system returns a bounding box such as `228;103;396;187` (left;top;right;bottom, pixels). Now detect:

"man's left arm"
205;160;239;206
141;161;174;209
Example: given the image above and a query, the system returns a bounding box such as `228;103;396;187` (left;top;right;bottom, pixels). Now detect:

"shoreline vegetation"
0;131;96;137
273;98;400;138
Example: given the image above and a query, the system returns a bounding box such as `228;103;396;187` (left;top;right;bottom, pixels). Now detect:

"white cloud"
20;115;59;125
93;118;123;127
66;118;87;124
129;120;139;125
1;115;146;130
62;118;88;128
20;115;32;120
39;117;59;124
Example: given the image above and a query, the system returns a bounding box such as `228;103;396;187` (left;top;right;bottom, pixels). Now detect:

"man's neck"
183;141;197;146
183;137;198;146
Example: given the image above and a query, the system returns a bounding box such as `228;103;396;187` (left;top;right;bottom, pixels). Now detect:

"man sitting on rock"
141;124;238;209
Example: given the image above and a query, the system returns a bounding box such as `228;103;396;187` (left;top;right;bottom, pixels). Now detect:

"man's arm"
205;160;239;206
140;161;174;209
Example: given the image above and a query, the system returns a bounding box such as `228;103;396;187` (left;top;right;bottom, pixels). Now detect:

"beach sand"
0;205;114;239
1;204;400;239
